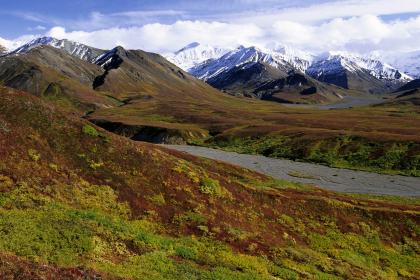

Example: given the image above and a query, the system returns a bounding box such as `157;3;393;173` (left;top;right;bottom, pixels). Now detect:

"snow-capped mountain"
305;52;412;93
307;52;412;83
164;42;231;71
190;45;309;81
179;43;412;93
272;45;314;72
378;51;420;79
8;37;104;62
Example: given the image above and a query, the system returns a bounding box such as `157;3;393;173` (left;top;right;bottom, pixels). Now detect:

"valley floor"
283;95;387;110
164;145;420;197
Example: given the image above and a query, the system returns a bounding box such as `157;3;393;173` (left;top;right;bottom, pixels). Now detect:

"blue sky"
1;0;420;54
0;0;335;37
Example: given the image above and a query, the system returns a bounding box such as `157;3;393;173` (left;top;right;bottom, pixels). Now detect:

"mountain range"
166;43;413;97
3;37;420;103
1;35;419;111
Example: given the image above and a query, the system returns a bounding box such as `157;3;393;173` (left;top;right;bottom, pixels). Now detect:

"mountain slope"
191;46;299;80
8;36;105;62
205;60;348;104
396;78;420;92
0;45;115;111
189;46;352;104
0;41;226;114
90;46;216;98
387;79;420;106
1;85;419;279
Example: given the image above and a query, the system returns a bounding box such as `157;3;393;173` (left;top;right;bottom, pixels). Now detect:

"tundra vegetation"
0;86;419;279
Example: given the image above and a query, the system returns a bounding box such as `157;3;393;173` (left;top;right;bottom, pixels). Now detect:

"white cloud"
42;14;420;55
229;0;420;24
2;0;420;55
0;34;37;51
47;21;263;53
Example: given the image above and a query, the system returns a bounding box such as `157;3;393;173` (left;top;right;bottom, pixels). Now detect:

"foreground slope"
0;86;419;279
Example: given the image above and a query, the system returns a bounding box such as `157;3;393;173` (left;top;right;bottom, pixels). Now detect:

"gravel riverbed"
163;145;420;197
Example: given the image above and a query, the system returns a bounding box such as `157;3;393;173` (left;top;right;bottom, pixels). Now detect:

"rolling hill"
0;45;114;111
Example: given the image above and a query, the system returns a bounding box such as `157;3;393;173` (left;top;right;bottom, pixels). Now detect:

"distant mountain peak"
8;36;104;62
179;44;412;94
164;42;231;71
378;50;420;78
189;45;312;81
309;52;412;82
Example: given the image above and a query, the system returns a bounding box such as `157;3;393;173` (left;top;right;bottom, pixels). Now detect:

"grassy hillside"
0;86;419;279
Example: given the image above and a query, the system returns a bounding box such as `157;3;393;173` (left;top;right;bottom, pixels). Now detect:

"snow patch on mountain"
164;42;231;71
273;45;314;72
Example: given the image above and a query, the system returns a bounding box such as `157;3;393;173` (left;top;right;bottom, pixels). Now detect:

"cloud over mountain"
2;0;420;55
38;14;420;55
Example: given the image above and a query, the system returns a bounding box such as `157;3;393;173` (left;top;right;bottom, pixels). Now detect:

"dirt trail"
163;145;420;197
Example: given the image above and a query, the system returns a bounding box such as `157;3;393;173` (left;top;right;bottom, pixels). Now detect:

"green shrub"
0;207;93;265
28;149;41;162
174;211;207;225
200;177;222;196
175;246;198;260
277;214;295;225
269;266;298;280
148;193;166;206
82;124;99;137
